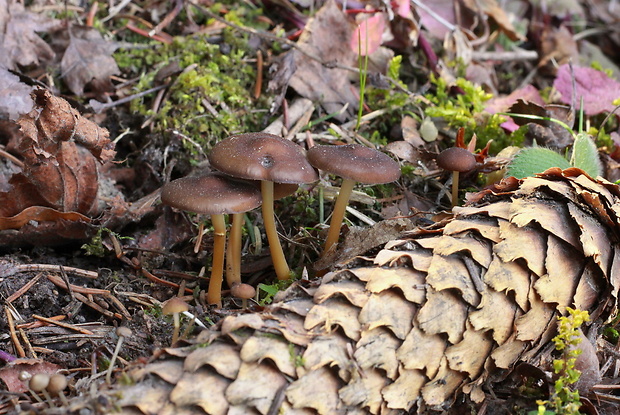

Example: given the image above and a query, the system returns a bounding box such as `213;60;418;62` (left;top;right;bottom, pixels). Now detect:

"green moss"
114;9;271;159
424;75;518;153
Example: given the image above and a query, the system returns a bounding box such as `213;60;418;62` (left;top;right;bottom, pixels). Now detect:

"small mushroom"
29;373;53;407
161;173;262;305
230;282;256;309
209;133;318;280
106;326;132;384
47;373;69;406
162;297;189;345
436;147;476;207
307;144;401;257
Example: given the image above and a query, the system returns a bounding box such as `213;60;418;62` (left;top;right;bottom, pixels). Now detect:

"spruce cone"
95;168;620;414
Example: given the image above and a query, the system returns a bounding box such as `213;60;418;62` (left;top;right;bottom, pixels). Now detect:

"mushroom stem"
451;171;460;207
206;214;227;305
226;213;243;287
323;178;356;257
171;312;181;344
261;180;291;280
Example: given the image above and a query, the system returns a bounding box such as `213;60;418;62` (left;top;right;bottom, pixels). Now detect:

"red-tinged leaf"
0;206;91;231
0;359;61;393
554;64;620;115
350;14;385;56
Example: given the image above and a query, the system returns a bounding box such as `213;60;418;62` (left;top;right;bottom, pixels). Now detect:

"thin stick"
5;306;25;358
32;315;94;335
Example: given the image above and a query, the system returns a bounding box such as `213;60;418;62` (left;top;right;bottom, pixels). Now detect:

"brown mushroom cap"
230;282;256;300
307;144;401;184
436;147;476;172
47;374;68;395
162;297;189;315
209;133;318;184
161;173;262;215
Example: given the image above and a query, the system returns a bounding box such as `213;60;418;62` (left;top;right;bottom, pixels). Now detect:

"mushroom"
162;297;189;345
209;133;318;280
29;373;53;407
47;373;69;406
161;173;262;305
230;282;256;309
106;326;132;384
436;147;476;207
306;143;401;257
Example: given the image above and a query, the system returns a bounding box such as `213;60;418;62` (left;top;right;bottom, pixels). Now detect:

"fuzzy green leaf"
570;133;602;177
506;147;571;179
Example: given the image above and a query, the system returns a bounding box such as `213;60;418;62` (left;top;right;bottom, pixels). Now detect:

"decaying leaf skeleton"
70;167;619;414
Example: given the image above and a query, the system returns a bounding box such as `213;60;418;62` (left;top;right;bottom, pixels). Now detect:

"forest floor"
1;0;620;413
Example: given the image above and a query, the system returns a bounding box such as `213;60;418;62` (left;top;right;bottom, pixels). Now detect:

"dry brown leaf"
0;67;33;120
0;358;61;393
0;0;57;69
60;25;120;96
288;0;358;121
0;89;114;217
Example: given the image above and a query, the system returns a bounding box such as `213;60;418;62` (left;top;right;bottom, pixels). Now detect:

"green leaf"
506;147;571;179
570;133;602;177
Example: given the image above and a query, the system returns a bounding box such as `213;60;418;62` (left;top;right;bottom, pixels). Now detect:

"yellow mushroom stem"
206;214;227;306
226;213;244;287
322;178;356;257
451;171;460;208
261;180;291;280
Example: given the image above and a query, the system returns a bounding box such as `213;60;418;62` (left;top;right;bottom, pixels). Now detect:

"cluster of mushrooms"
160;133;401;307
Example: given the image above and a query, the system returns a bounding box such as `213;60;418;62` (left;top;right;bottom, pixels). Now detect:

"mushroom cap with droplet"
162;297;189;315
209;133;318;184
436;147;477;173
161;173;262;215
306;144;401;184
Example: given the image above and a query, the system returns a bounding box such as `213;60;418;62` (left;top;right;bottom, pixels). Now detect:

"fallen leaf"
60;25;120;96
288;0;358;121
0;359;61;393
350;14;385;56
0;67;33;120
0;0;57;69
554;64;620;115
